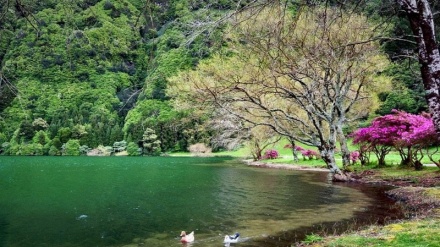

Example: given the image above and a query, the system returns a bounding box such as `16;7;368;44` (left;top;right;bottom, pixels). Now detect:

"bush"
63;139;81;156
87;145;112;156
350;151;360;165
127;142;141;156
263;149;279;159
79;145;91;155
48;145;60;156
301;149;320;160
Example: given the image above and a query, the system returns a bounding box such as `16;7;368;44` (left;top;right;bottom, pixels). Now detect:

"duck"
224;232;240;244
180;231;194;243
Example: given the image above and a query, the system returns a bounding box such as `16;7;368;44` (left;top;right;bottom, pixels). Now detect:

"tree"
248;126;281;161
208;108;252;151
63;139;81;156
127;141;141;156
351;110;436;169
142;128;161;156
396;0;440;135
169;6;390;178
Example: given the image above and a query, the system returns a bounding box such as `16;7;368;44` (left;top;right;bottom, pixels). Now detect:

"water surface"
0;156;399;247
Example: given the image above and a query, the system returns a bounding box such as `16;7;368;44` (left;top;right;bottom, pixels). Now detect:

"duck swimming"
224;232;240;244
180;231;194;243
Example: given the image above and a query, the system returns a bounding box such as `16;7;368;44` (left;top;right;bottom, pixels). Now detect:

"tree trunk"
288;138;299;162
336;125;350;169
320;147;339;173
320;147;351;181
397;0;440;136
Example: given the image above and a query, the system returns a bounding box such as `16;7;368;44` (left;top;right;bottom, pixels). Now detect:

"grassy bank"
298;186;440;247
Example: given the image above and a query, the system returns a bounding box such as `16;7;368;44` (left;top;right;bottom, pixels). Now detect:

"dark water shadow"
0;213;9;247
239;183;403;247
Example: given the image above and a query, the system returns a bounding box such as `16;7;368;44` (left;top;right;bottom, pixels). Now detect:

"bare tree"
209;108;252;151
170;6;390;179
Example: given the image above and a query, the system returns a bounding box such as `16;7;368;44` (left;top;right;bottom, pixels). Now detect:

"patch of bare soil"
351;170;440;218
351;170;440;187
245;160;329;172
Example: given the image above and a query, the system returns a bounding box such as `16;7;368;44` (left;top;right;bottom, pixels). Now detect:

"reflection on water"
0;156;400;247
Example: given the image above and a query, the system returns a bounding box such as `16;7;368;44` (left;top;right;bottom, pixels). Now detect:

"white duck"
180;231;195;243
224;232;240;244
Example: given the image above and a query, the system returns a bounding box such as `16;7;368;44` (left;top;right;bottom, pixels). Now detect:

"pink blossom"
263;149;279;159
351;110;436;148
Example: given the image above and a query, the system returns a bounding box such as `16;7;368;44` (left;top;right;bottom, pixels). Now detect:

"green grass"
170;138;440;170
305;218;440;247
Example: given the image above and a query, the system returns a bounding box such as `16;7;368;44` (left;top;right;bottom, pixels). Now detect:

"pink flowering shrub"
301;149;320;160
284;144;320;160
349;151;360;165
283;144;306;152
351;110;437;169
263;149;279;159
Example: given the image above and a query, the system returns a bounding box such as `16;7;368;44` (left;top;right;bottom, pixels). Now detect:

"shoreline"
245;160;440;246
244;160;329;172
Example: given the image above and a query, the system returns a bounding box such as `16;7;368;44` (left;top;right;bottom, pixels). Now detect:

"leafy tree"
142;128;161;156
48;145;60;156
248;126;281;161
63;139;81;156
376;62;427;115
0;132;7;144
57;127;72;145
126;141;140;156
32;130;50;146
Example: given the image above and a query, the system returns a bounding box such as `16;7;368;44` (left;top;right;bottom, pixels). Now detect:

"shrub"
263;149;279;159
350;151;360;165
127;142;141;156
301;149;320;160
63;139;81;156
79;145;91;155
48;145;60;156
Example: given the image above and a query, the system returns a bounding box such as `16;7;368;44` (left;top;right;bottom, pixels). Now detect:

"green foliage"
142;128;161;156
32;130;50;146
48;145;60;156
63;139;81;156
0;132;7;144
79;145;91;155
302;234;324;245
4;0;418;156
113;140;127;152
376;61;427;115
126;141;140;156
0;0;233;155
376;90;417;115
126;98;212;152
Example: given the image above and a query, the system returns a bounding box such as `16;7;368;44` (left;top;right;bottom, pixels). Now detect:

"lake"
0;156;401;247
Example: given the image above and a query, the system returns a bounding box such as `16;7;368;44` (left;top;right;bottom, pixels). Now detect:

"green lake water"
0;156;399;247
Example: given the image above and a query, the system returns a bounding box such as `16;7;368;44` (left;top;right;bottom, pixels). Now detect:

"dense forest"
0;0;438;156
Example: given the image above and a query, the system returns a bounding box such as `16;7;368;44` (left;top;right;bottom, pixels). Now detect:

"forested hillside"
0;0;243;155
0;0;437;156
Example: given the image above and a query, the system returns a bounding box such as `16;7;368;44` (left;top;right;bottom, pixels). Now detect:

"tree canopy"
169;6;392;175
